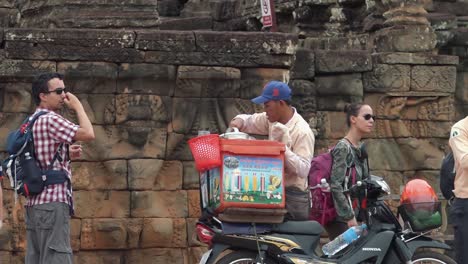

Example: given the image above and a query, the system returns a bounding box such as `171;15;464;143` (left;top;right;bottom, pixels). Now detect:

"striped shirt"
26;108;78;207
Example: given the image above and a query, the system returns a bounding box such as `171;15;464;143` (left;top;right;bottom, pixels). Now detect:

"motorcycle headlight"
371;175;391;195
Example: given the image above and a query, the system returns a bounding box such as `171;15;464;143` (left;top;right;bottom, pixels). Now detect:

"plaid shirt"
26;108;79;207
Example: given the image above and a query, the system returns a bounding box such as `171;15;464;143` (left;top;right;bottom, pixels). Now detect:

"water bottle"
322;224;367;256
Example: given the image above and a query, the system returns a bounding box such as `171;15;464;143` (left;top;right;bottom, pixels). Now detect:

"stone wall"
0;0;467;263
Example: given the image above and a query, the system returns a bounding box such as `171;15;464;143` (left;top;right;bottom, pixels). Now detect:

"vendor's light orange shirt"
232;108;315;191
449;116;468;198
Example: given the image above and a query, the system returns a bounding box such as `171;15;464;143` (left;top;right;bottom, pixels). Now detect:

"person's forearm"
284;148;311;179
76;106;95;140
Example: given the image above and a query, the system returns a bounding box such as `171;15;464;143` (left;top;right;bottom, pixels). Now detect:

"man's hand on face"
63;92;83;111
229;118;244;129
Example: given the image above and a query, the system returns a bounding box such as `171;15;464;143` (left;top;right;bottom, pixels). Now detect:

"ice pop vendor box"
189;134;287;223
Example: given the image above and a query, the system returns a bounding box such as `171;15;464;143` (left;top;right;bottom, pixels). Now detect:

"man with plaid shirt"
26;73;94;264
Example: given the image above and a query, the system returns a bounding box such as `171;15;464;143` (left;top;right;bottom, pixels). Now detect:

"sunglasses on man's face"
362;114;376;121
44;88;67;95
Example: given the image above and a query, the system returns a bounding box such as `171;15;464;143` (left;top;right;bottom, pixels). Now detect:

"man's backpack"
2;111;69;197
439;151;455;200
308;146;356;226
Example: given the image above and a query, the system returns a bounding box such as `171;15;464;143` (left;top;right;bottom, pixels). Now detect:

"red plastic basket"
188;134;221;171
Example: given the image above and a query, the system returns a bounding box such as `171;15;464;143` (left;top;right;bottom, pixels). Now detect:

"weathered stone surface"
18;1;159;28
428;12;457;31
117;64;177;95
175;66;241;98
140;218;187;247
159;16;213;30
74;191;130;218
128;159;183;191
194;31;297;55
302;35;369;50
0;83;33;113
315;50;372;73
363;64;411;92
171;98;224;134
74;251;125;264
372;52;459;65
450;28;468;46
0;60;55;82
367;138;445;171
144;50;294;68
433;1;468;16
290;48;315;79
85;125;167;160
131;191;188;218
72;160;127;190
112;94;171;127
183;161;199;190
188;247;209;264
188;190;201;218
70;219;81;251
374;26;437;52
316;96;362;111
73;93;114;125
290;80;317;120
365;94;454;122
57;62;118;94
316;74;363;96
80;218;143;250
126;248;185;264
0;8;19;27
135;30;196;52
315;111;348;139
187;218;205;247
240;68;290;99
456;71;468;104
411;66;456;92
166;132;193;161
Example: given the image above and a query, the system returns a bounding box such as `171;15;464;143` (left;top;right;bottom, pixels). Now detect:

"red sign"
260;0;273;28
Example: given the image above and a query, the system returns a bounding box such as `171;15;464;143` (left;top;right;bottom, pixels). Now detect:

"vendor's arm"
230;113;270;135
284;131;315;180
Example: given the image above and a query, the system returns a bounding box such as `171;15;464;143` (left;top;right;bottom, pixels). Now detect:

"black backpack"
439;151;455;200
1;111;69;197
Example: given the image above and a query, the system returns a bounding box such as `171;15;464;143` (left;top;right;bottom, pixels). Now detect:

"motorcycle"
195;175;456;264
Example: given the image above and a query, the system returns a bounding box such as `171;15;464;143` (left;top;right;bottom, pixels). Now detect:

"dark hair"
344;103;364;127
32;72;64;106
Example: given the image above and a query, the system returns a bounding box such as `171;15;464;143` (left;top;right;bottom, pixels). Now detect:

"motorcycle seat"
272;221;324;235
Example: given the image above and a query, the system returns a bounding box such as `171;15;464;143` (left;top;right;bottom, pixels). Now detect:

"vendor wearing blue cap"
230;80;315;221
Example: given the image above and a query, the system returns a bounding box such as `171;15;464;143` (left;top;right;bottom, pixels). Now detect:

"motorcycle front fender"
205;243;231;264
405;236;451;256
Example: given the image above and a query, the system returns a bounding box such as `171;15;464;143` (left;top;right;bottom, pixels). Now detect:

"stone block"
0;83;33;113
117;63;176;95
302;35;369;50
290;48;315;79
411;66;456;93
210;0;241;20
372;52;459;65
74;191;130;218
316;73;363;96
374;26;437;52
187;218;205;247
144;50;293;68
289;79;316;96
135;30;196;52
315;111;348;139
140;218;187;248
194;31;297;55
84;125;167;160
0;60;56;82
188;190;201;218
240;68;290;99
365;94;454;122
175;66;241;98
183;161;199;190
57;62;118;94
0;220;13;250
450;28;468;46
433;1;468;17
126;248;185;264
316;95;362;111
171;98;223;134
74;251;125;264
456;71;468;104
188;247;209;264
315;50;372;73
131;191;188;218
72;160;127;190
128;159;182;191
363;64;411;92
70;219;82;251
159;17;213;31
166;132;194;161
80;218;143;250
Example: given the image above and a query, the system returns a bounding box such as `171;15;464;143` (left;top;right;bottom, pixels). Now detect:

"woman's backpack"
439;151;455;200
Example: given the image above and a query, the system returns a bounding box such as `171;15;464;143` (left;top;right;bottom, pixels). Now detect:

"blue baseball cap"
251;81;292;104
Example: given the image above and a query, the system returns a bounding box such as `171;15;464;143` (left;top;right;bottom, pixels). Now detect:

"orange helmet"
400;179;438;204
